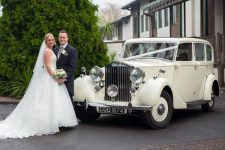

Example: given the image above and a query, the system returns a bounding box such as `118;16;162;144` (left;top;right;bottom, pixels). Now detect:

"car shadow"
78;107;212;130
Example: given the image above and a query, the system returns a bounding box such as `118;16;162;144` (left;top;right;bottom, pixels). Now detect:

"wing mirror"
153;68;166;79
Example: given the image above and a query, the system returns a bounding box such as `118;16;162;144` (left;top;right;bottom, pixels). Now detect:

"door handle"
194;63;197;70
174;64;179;70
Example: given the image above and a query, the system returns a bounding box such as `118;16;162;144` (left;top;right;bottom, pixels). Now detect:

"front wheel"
75;104;100;122
142;91;173;129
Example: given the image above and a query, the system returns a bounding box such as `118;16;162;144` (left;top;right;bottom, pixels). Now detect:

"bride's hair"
44;33;56;45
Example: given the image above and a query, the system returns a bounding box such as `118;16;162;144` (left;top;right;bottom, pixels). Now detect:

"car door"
173;43;196;102
205;44;214;75
193;43;207;100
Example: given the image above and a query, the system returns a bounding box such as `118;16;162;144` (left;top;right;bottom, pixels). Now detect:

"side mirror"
153;68;166;79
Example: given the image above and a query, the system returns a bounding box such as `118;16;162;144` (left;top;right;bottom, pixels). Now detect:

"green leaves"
0;65;33;98
0;0;109;97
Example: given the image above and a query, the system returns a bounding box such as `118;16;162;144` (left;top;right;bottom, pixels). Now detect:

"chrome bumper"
75;101;152;114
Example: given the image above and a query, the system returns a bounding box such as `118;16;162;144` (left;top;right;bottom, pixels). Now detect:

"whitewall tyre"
143;91;173;129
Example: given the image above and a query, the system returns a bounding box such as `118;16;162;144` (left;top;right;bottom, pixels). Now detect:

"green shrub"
0;65;33;98
0;0;109;97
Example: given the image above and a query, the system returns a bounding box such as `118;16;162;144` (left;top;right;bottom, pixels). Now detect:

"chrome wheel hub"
152;97;169;122
157;104;165;115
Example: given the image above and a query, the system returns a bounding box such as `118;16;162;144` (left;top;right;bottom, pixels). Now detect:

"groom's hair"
59;29;68;37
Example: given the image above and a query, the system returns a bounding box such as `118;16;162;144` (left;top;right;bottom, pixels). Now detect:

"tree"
99;20;115;40
98;3;129;25
97;3;129;39
0;0;109;97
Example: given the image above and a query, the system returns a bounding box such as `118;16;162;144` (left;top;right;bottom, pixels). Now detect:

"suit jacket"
54;44;78;96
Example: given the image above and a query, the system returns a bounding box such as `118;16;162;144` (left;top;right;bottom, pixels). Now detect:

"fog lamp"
107;85;118;98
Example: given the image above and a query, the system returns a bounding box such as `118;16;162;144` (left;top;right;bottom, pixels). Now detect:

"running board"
186;100;211;108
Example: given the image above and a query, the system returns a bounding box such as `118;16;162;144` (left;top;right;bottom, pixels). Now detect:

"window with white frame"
206;45;212;61
170;5;176;25
173;6;176;24
112;27;118;38
195;43;205;61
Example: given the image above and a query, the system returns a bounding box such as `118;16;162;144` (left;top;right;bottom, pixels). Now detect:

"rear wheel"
143;91;173;129
202;87;215;112
75;104;100;122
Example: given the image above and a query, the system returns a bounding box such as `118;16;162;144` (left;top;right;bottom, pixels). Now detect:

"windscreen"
123;42;177;61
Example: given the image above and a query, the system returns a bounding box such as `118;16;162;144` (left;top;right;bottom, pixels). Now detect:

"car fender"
74;76;96;102
203;74;217;100
134;78;172;106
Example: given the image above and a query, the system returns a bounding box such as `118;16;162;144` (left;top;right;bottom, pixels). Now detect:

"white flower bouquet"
53;69;67;79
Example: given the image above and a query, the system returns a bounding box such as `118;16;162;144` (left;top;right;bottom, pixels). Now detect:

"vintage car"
74;38;220;129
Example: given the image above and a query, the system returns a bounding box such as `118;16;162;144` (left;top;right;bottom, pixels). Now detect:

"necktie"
57;46;64;58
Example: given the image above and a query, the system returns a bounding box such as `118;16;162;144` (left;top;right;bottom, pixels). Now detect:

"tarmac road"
0;96;224;150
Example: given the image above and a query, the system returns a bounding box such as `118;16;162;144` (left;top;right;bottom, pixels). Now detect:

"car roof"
124;38;211;45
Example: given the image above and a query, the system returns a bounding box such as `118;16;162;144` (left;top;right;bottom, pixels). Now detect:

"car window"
149;43;175;60
206;45;212;61
176;43;192;61
194;43;205;61
123;42;176;61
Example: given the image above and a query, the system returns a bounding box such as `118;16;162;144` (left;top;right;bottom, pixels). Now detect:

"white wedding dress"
0;43;78;139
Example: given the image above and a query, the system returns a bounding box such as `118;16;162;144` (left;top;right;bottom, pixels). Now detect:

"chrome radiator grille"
105;63;132;102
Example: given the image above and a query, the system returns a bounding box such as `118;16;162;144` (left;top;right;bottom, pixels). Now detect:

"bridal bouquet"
53;69;67;79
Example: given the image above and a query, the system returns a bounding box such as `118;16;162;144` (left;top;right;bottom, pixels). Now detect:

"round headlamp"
130;68;145;84
89;66;104;82
107;85;118;98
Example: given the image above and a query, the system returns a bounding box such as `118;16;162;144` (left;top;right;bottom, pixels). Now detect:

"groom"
54;30;78;108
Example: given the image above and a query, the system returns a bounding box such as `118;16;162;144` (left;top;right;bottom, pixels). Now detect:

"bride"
0;33;78;139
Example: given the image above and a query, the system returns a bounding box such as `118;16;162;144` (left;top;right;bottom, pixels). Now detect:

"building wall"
122;17;133;40
112;37;118;41
215;0;223;34
131;5;140;38
140;0;150;38
157;8;170;37
207;0;215;36
185;0;201;37
105;41;125;59
158;26;170;37
170;5;180;37
194;0;201;36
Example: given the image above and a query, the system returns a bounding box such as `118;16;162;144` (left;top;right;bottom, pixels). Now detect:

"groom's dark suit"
54;44;78;106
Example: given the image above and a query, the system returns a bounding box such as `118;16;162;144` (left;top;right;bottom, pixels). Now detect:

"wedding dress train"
0;51;78;139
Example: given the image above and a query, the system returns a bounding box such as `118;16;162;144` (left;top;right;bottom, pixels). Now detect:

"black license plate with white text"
97;107;127;114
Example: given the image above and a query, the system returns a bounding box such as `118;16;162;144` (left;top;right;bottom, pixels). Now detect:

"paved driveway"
0;96;224;150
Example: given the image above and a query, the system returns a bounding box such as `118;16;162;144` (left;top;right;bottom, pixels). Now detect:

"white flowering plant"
53;69;67;79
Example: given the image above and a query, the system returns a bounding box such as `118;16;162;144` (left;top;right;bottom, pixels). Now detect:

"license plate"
111;108;127;114
97;107;127;114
